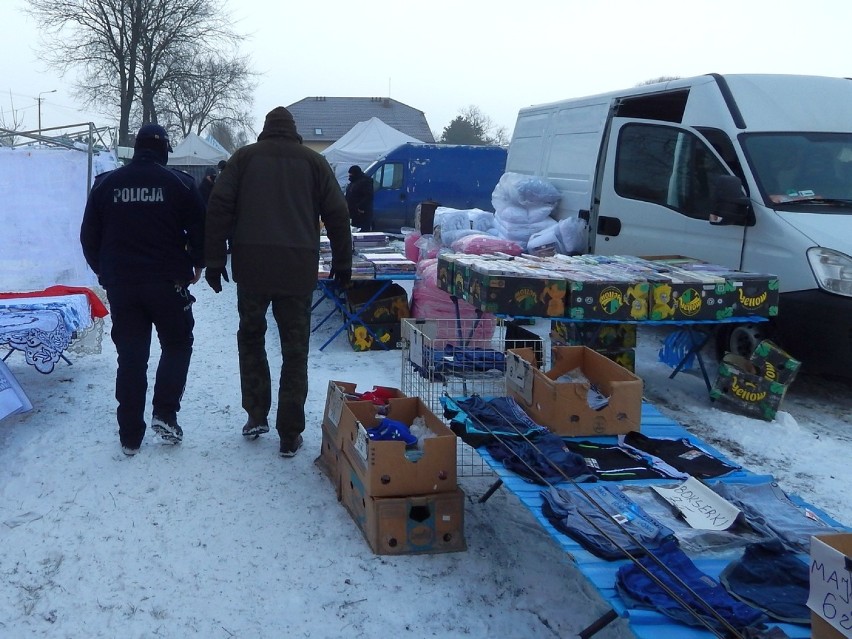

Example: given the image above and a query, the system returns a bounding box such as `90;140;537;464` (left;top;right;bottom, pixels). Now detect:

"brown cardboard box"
808;533;852;638
345;281;410;324
346;322;401;351
468;267;568;317
339;397;458;498
506;346;643;436
710;340;800;421
314;422;343;500
340;455;467;555
322;381;406;449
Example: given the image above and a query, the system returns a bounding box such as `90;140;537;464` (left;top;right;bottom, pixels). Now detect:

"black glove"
205;266;230;293
329;266;352;288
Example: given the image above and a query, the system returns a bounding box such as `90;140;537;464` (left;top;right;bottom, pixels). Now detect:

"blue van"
365;143;507;233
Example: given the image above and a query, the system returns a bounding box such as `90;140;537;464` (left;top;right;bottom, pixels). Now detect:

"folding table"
311;274;416;351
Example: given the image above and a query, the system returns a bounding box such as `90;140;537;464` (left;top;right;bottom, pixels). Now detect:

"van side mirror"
709;174;754;226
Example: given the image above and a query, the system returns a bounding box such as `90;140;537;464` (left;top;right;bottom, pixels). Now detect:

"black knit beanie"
258;107;302;143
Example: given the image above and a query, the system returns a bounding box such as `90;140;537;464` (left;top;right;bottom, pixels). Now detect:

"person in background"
344;165;374;231
80;124;205;456
199;166;217;205
204;106;352;458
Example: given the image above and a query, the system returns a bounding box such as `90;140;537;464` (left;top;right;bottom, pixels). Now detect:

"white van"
506;73;852;377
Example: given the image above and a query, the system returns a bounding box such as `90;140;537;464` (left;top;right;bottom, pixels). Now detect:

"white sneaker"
122;445;140;456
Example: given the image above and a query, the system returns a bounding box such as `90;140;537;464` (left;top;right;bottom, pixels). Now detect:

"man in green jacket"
204;106;352;457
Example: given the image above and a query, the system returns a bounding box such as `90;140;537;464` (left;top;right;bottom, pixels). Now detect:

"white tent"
322;117;421;186
169;132;229;166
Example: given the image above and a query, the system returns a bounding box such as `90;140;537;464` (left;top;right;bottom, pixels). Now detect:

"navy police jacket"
80;150;205;286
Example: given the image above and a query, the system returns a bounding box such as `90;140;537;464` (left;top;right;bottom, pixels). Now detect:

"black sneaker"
151;414;183;444
242;417;270;439
279;434;303;458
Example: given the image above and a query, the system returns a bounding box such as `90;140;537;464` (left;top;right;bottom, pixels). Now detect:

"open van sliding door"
592;118;746;270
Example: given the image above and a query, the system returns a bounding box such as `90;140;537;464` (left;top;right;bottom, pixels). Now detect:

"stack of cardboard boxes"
318;381;466;555
437;253;779;322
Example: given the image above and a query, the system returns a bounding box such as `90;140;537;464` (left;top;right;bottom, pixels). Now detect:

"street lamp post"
37;89;57;139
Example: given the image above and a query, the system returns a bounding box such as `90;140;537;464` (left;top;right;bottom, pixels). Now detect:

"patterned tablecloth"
0;294;93;374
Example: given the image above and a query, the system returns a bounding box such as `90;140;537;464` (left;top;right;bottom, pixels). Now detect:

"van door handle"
399;193;407;201
597;216;621;236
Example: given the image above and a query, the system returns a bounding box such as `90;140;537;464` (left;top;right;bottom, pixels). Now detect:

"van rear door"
592;118;746;269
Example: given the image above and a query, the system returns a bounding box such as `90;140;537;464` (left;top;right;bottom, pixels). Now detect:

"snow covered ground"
1;274;849;638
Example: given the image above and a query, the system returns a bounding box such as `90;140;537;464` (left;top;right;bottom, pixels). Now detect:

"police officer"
81;123;206;456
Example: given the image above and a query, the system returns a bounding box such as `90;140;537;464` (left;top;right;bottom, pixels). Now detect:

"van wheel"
715;323;771;359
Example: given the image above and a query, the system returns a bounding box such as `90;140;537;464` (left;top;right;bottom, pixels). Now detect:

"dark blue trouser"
236;288;312;440
107;281;195;448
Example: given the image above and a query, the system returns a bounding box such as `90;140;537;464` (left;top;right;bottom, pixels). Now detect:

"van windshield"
742;133;852;211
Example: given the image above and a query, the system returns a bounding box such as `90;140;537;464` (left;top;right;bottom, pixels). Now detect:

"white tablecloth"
0;294;93;374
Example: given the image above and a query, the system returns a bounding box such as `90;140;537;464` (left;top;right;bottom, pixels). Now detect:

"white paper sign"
505;352;533;404
808;536;852;638
408;324;424;370
327;384;345;427
354;423;370;462
651;477;740;530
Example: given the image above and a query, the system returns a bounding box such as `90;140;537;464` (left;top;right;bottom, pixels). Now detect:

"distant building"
286;97;435;152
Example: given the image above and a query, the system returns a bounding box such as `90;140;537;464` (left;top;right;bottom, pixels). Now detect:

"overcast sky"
4;0;852;141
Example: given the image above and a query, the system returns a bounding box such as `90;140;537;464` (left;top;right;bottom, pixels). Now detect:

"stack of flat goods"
352;232;389;251
361;252;417;275
351;255;376;280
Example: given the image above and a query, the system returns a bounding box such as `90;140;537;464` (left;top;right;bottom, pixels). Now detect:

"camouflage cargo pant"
236;288;313;439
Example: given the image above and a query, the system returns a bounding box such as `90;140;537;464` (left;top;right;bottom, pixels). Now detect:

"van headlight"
808;247;852;297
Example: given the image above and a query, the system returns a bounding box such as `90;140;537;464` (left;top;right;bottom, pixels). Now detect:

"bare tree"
27;0;245;146
439;105;508;146
156;54;257;140
207;120;252;153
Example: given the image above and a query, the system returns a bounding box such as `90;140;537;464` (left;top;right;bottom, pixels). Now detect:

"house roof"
285;97;435;143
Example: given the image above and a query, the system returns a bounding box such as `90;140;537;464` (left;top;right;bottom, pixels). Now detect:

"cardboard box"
468;264;567;317
345;281;410;324
710;340;800;421
322;381;406;449
339;397;458;498
550;321;637;350
436;253;457;295
808;533;852;638
550;330;637;373
566;276;649;321
347;322;401;351
314;422;343;500
727;272;780;317
505;322;545;369
710;354;789;421
646;275;736;321
750;339;801;387
506;346;643;436
340;457;467;555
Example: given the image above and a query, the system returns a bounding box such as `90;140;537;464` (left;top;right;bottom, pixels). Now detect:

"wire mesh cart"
400;317;546;476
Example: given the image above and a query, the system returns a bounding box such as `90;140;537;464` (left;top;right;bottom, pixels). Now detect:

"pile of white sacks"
409;172;589;332
432;172;587;256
